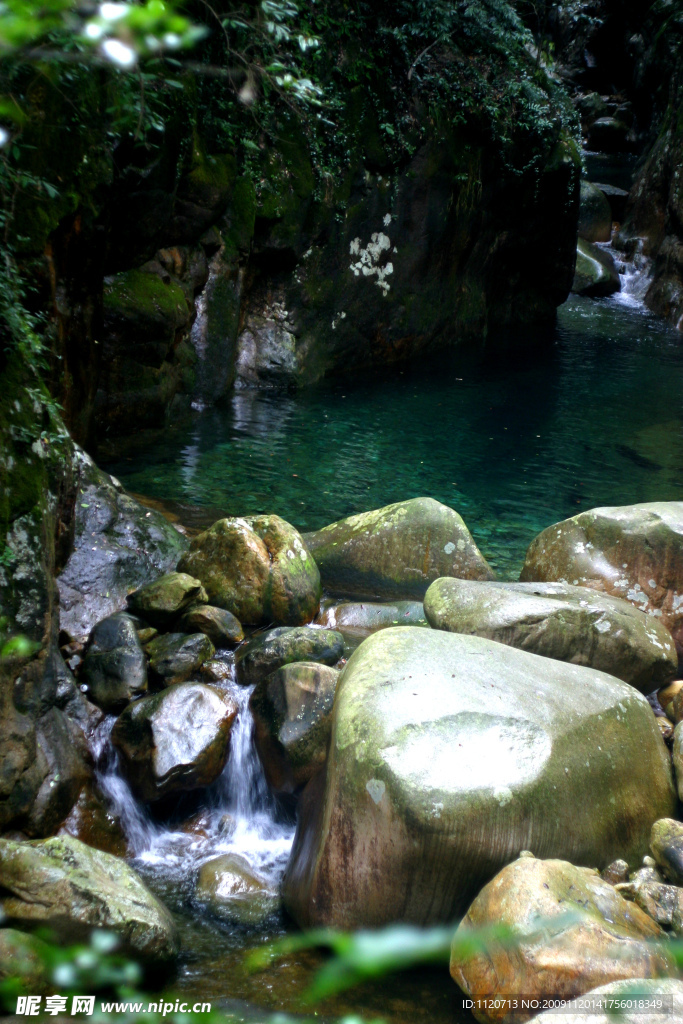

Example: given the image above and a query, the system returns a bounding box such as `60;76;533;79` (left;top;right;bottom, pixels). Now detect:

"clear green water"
106;294;683;580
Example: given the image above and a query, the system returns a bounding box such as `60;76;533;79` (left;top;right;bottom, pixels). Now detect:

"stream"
100;244;683;1021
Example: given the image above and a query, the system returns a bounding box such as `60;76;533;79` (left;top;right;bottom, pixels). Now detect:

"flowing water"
99;255;683;1021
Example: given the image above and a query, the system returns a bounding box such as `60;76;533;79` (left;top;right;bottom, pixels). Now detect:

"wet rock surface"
176;603;244;646
146;632;216;684
304;497;494;601
235;626;344;688
572;239;620;297
250;661;340;792
58;451;188;644
521;502;683;658
0;835;178;960
195;852;279;926
178;514;321;626
112;682;237;800
126;571;208;629
451;855;675;1024
81;612;147;710
423;578;677;692
650;819;683;886
283;628;675;929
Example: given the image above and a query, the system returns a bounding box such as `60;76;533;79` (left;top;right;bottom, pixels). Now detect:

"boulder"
195;853;279;926
57;451;188;643
58;780;129;858
112;683;237;801
146;632;215;684
176;603;244;646
304;498;494;601
587;117;632;153
657;680;683;722
282;628;676;929
590;182;629;223
650;819;683;886
178;514;321;626
572;239;620;297
235;626;344;687
616;877;683;932
450;855;675;1024
578;181;612;243
315;599;428;637
520;502;683;658
423;578;677;692
126;572;208;629
0;835;178;961
531;979;683;1024
81;612;147;710
250;662;340;792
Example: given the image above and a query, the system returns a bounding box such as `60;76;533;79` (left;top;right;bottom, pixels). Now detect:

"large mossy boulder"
58;451;188;643
195;852;279;926
81;612;147;710
126;572;208;628
423;578;677;692
235;626;344;687
451;855;675;1024
578;181;613;243
520;502;683;659
178;514;321;626
0;835;178;961
304;498;494;601
250;662;340;792
112;683;237;801
282;628;675;929
572;239;620;297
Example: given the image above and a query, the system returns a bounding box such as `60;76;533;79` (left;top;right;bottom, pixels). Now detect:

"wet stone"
650;818;683;886
146;632;215;684
127;572;208;629
176;603;244;647
235;626;344;687
195;853;280;927
601;859;630;885
81;612;147;711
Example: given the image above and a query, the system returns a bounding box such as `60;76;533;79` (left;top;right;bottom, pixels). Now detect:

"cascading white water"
92;674;294;892
597;238;653;309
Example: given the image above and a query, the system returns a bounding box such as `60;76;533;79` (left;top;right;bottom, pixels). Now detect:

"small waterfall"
92;680;294;890
598;238;653;310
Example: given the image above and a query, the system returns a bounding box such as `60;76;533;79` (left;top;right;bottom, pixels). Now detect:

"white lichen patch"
349;231;394;294
594;619;611;634
331;311;347;330
366;778;386;805
443;542;455;555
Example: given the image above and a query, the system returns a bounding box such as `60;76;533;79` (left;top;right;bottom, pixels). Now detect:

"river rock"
423;578;677;692
176;603;244;646
578;181;612;243
303;498;494;601
650;819;683;886
590;182;629;223
58;780;129;858
0;835;178;960
282;628;675;929
572;239;620;297
126;572;208;628
531;979;683;1024
601;859;630;885
588;117;631;153
146;632;215;684
178;514;321;626
250;662;340;792
235;626;344;687
616;877;683;932
112;683;237;801
657;680;683;722
450;855;674;1024
520;502;683;658
81;612;147;710
195;852;279;926
315;599;428;635
58;450;188;643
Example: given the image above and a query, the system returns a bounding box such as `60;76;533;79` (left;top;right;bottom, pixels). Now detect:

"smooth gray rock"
235;626;343;687
423;578;677;692
57;450;188;643
81;612;147;710
304;498;494;600
520;501;683;658
0;835;178;960
283;628;676;929
112;683;237;801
